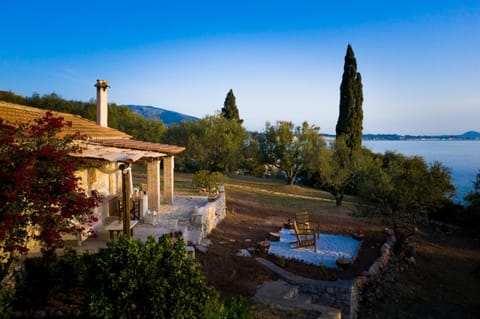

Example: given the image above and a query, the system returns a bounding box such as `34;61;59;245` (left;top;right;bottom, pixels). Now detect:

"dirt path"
224;183;338;204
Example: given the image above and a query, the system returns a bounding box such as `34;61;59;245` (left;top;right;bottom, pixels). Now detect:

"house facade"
0;80;185;241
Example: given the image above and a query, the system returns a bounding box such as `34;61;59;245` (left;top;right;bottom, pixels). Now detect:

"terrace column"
108;162;118;195
147;159;161;213
163;156;174;204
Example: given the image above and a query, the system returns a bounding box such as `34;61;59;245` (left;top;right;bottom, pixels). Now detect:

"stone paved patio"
67;196;211;254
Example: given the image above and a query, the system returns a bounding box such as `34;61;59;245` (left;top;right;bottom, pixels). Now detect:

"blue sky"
1;0;479;134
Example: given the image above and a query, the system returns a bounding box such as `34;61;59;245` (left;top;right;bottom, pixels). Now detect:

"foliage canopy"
310;136;372;206
357;152;455;249
162;115;247;173
221;89;243;124
260;121;325;185
336;44;364;151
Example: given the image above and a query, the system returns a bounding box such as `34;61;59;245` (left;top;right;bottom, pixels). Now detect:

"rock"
201;238;212;246
352;232;365;240
236;249;251;257
381;243;391;255
386;236;396;246
336;258;352;270
196;245;208;254
257;241;270;253
356;276;370;286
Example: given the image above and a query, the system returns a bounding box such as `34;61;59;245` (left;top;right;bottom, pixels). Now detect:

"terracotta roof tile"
0;101;185;156
0;101;131;139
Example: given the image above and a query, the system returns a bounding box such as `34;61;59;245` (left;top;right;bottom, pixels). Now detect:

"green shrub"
192;170;224;192
83;235;237;319
223;296;255;319
11;236;253;318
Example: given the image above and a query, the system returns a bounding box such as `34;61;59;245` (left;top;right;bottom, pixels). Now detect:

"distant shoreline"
322;131;480;141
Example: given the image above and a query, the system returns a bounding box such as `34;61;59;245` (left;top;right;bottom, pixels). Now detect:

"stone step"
255;279;312;303
254;279;341;319
293;291;312;304
254;279;299;301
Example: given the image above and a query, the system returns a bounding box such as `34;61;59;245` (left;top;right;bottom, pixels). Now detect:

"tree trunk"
335;192;344;206
287;175;295;185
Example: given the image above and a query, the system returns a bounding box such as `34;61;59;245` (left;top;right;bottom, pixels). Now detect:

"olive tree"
260;121;325;185
163;115;247;173
357;152;455;251
312;136;372;206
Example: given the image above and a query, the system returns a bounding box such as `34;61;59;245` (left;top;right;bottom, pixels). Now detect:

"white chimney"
95;79;110;127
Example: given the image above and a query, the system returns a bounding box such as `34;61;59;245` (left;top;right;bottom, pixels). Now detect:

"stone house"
0;80;185;243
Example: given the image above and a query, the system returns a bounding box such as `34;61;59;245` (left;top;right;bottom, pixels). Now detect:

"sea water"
363;140;480;203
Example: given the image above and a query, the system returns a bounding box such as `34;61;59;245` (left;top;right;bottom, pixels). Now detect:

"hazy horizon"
1;1;479;135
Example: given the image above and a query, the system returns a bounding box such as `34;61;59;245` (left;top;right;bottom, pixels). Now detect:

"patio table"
104;220;139;240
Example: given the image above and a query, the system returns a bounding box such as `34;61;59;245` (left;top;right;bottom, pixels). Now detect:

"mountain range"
126;104;198;125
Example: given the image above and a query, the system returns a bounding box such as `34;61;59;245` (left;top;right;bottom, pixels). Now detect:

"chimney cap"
95;79;110;89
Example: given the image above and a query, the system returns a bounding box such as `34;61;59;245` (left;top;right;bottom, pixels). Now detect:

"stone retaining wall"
188;193;227;244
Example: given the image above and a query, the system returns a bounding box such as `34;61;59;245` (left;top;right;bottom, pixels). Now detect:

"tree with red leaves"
0;112;100;279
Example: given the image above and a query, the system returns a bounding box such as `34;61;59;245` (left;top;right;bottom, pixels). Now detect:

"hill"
461;131;480;138
127;104;198;125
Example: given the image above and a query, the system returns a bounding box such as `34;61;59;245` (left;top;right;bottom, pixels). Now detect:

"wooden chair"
290;212;318;252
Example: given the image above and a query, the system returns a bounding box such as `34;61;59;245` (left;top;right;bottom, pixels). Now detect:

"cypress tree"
336;44;364;150
221;89;243;124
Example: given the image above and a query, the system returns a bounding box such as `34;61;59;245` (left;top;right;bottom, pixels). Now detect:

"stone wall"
352;232;396;316
301;278;357;318
256;231;397;319
188;193;227;244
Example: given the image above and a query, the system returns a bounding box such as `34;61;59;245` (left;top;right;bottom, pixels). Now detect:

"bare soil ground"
361;224;480;319
187;175;480;318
